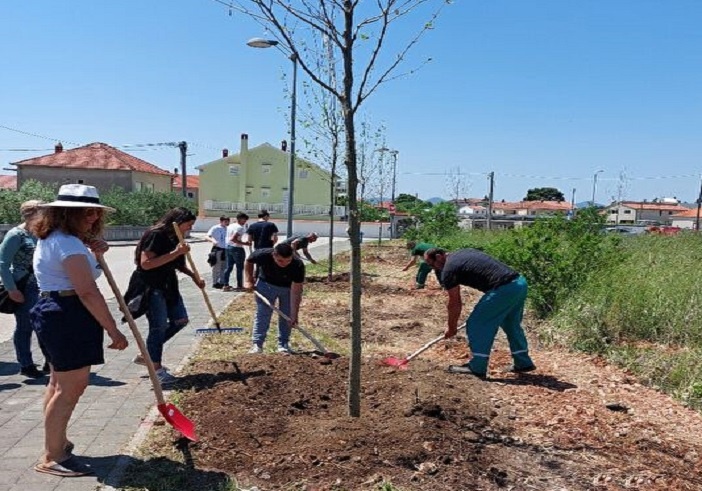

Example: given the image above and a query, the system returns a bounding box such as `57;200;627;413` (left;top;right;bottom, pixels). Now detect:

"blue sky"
2;1;701;203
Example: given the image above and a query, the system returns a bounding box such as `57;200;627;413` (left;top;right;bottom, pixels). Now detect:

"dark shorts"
30;294;105;372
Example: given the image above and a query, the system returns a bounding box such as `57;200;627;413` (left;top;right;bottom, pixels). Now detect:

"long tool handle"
97;256;166;406
253;289;328;354
172;222;220;331
405;323;467;362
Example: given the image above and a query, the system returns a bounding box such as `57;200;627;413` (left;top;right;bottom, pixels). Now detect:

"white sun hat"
41;184;116;211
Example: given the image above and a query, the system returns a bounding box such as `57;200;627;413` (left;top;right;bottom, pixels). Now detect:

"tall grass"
550;233;702;408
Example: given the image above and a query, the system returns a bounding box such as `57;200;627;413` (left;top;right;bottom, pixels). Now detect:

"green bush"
0;181;196;226
484;209;623;319
402;202;459;242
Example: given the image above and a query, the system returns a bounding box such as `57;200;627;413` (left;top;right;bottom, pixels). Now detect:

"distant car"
604;226;646;235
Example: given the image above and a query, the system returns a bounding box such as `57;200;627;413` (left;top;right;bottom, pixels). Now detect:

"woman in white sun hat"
30;184;128;478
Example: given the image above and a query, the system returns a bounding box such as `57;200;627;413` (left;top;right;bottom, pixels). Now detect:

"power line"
0;124;82;146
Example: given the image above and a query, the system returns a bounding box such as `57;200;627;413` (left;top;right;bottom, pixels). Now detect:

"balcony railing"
204;200;346;218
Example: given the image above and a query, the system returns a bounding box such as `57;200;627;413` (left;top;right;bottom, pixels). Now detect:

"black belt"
40;290;77;298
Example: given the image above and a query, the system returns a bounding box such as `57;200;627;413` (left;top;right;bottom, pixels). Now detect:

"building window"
229;164;240;176
262;164;272;174
187;192;194;199
78;179;84;184
261;188;271;199
135;182;143;191
623;210;631;214
298;169;309;179
610;210;617;214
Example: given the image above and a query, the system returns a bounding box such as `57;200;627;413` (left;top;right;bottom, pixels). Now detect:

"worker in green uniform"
402;241;440;289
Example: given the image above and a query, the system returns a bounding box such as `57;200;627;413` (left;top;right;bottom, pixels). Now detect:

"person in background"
222;212;251;292
206;215;229;289
129;207;205;387
246;210;279;250
401;240;440;289
30;184;128;477
0;200;48;378
244;243;305;354
423;247;536;379
283;232;319;264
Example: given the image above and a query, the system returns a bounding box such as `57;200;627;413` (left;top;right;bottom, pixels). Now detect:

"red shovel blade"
158;403;198;441
380;356;409;369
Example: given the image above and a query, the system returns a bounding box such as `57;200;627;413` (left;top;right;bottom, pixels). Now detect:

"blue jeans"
223;247;246;288
252;280;291;348
13;276;42;368
145;289;188;364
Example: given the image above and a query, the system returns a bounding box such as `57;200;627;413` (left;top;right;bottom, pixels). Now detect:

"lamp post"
591;170;604;207
247;38;298;236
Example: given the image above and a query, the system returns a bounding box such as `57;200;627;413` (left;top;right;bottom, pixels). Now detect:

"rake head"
380;356;409;369
195;326;245;335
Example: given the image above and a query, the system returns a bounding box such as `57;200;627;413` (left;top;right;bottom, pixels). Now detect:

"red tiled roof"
493;200;572;212
671;208;701;218
619;201;689;212
173;175;199;188
0;175;17;190
14;142;173;176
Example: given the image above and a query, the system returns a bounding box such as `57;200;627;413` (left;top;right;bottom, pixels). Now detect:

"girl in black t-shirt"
130;207;204;387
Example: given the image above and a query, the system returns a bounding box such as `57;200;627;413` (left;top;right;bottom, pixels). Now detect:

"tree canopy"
524;187;565;202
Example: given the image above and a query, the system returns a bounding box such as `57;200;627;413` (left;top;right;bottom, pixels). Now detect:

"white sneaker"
133;354;168;371
277;344;294;354
248;344;263;354
156;368;179;387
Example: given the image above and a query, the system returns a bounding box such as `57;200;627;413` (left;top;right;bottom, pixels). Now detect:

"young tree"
230;0;450;417
445;166;469;202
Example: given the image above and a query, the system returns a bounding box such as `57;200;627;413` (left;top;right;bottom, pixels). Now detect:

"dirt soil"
171;244;702;490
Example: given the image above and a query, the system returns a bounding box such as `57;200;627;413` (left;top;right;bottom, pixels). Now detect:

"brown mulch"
166;244;702;490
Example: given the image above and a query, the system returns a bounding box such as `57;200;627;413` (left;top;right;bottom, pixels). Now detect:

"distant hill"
426;197;445;204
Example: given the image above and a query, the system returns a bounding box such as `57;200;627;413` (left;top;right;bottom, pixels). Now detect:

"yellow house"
197;133;344;219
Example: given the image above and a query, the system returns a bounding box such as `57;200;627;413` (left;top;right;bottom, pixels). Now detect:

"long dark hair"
32;207;106;241
134;207;196;264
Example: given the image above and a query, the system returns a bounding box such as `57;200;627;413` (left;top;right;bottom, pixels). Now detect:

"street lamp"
247;37;298;236
591;170;604;207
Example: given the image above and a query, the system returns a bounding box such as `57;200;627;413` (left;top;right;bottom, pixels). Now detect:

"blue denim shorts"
30;294;104;372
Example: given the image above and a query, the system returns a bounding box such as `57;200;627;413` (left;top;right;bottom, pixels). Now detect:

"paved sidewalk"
0;238;352;491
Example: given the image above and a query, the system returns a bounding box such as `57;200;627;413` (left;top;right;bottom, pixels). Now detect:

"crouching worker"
244;243;305;354
401;240;440;289
127;207;205;387
423;247;535;378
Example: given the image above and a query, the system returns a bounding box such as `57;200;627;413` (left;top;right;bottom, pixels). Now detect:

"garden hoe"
381;323;466;370
253;289;339;359
97;256;198;441
172;223;244;335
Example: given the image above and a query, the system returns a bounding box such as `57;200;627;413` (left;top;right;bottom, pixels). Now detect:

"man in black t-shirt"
283;232;319;264
424;248;536;378
244;243;305;354
246;210;279;250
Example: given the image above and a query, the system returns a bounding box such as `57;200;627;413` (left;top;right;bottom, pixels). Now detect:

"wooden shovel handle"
171;222;220;330
405;323;467;362
97;255;166;405
253;289;328;354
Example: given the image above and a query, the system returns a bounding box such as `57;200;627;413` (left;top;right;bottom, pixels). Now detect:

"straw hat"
41;184;115;211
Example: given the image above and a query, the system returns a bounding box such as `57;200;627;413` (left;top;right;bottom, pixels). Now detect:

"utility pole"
486;171;494;230
178;141;187;197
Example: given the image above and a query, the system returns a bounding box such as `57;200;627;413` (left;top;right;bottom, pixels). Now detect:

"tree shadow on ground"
173;363;267;392
83;453;231;490
488;373;577;392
